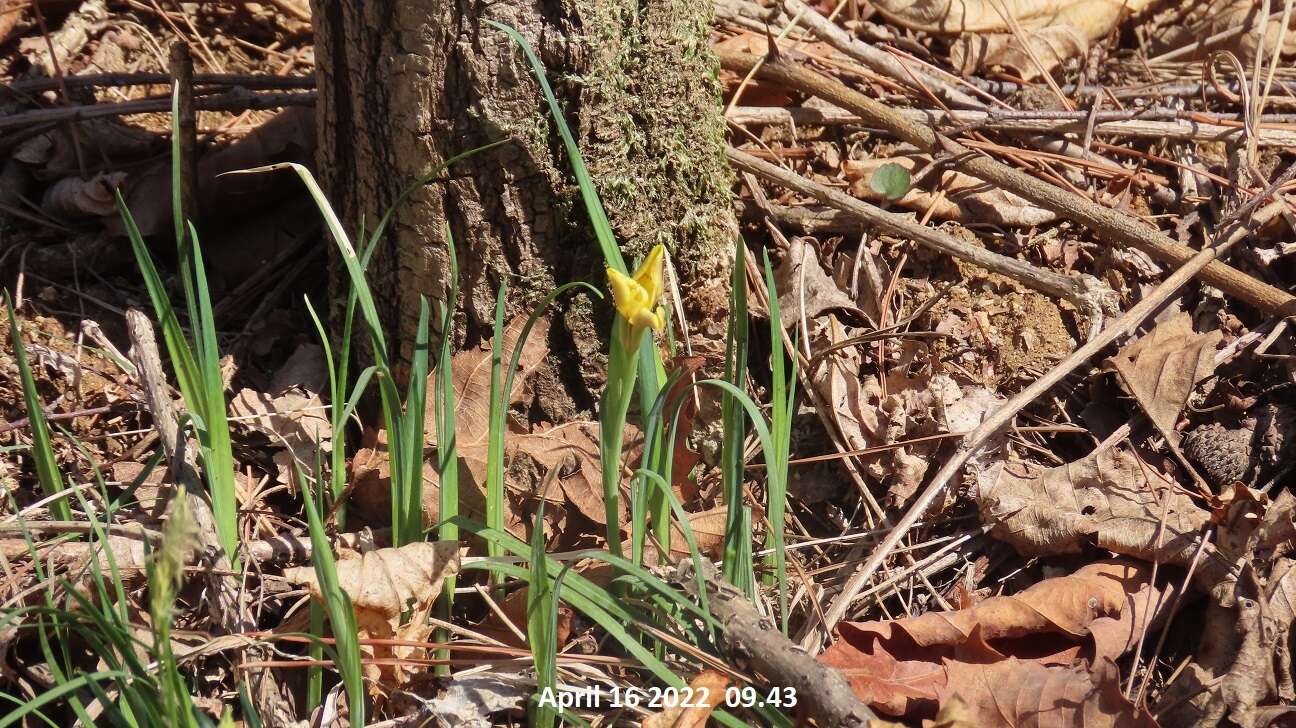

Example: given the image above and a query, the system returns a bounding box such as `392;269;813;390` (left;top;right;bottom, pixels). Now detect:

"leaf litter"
5;0;1296;726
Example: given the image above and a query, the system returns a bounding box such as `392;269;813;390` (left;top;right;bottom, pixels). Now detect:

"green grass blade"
299;467;364;725
485;21;625;273
117;193;202;404
763;250;793;631
396;296;432;545
720;239;751;592
4;291;71;521
527;501;557;728
187;223;239;559
484;284;507;572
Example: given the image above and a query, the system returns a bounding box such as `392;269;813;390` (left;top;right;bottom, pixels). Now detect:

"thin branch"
717;49;1296;317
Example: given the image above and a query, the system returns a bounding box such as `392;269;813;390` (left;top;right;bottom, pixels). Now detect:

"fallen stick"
717;50;1296;317
126;309;296;726
729;146;1119;336
673;558;877;726
726;105;1296;148
0;71;313;96
0;90;315;132
799;196;1291;652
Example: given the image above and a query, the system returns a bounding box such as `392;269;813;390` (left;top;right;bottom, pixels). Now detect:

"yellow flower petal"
632;244;666;304
607;267;650;325
607;245;668;335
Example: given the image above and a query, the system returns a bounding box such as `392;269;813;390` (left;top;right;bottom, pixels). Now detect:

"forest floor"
3;1;1296;726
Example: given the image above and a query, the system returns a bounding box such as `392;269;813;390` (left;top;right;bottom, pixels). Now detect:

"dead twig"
726;105;1296;148
0;90;315;133
674;558;878;726
125;309;296;726
729;147;1119;337
717;50;1296;317
798;191;1289;652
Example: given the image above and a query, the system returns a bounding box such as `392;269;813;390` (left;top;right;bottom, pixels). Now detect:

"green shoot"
299;466;364;725
434;232;461;671
763;250;796;631
527;495;558;728
720;239;753;593
4;291;72;521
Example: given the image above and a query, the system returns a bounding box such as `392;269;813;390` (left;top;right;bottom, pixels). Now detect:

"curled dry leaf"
1105;312;1221;446
977;439;1215;572
284;541;461;689
846;152;1056;227
1152;0;1296;63
41;172;127;219
820;559;1170;716
868;695;977;728
937;658;1158;727
284;541;461;619
874;0;1155;79
773;236;863;330
230;343;331;484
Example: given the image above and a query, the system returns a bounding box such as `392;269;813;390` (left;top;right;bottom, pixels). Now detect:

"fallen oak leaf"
283;541;460;620
821;560;1172;716
874;0;1156;79
936;657;1158;727
1105;312;1222;447
976;438;1224;584
284;541;460;689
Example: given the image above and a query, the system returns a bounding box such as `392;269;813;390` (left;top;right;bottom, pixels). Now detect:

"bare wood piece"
0;91;316;132
1;71;314;96
729;146;1119;336
673;558;878;726
777;0;984;110
717;50;1296;317
125;309;295;726
726;105;1296;148
798;196;1290;652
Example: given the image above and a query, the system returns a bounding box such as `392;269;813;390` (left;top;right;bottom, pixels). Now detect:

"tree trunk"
310;0;735;412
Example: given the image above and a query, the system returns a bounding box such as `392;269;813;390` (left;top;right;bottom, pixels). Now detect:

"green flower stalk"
601;244;666;556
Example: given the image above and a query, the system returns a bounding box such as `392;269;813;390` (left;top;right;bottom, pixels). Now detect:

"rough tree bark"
310;0;735;412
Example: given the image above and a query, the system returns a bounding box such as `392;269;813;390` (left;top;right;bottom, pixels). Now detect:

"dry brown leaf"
846;153;1055;227
869;696;978;728
229;343;331;483
642;669;732;728
519;420;622;526
41;172;126;219
0;2;23;45
425;315;550;453
949;25;1088;80
819;635;949;716
284;541;460;689
774;237;864;330
1152;0;1296;63
477;586;574;650
977;439;1211;564
1106;312;1221;446
937;658;1158;727
284;541;460;619
821;560;1170;716
352;315;548;531
876;0;1155;78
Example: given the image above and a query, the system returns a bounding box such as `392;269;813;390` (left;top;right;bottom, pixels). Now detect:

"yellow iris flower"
607;244;666;334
